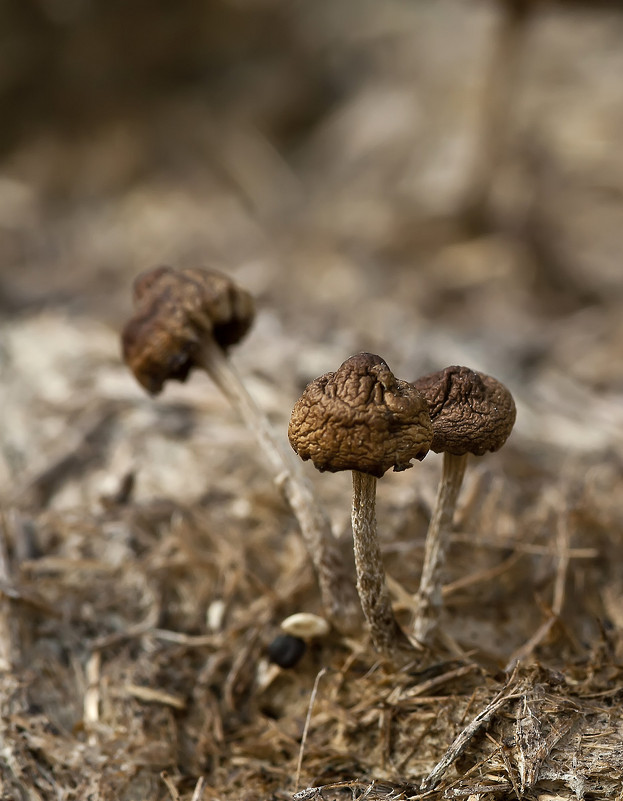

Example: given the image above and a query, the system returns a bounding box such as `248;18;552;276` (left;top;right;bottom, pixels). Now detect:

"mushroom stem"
413;452;468;644
198;338;360;633
351;470;411;659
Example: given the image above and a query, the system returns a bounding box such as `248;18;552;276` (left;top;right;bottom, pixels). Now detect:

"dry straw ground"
1;1;623;799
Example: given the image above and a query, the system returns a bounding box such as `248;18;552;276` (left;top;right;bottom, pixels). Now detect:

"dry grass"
0;382;622;799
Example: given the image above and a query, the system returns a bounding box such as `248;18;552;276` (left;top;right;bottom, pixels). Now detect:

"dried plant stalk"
461;0;531;228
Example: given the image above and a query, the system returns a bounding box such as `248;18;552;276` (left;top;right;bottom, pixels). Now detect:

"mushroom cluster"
121;266;517;660
289;356;516;657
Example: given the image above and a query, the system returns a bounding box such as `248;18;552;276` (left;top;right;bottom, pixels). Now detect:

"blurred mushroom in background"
122;266;361;632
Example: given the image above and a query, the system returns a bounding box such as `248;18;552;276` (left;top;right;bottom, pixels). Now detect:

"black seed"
267;634;306;669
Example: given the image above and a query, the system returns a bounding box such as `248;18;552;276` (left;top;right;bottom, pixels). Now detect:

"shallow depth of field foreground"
1;2;623;799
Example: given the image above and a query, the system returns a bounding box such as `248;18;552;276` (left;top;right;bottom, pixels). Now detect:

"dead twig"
83;650;101;745
421;664;522;792
442;552;523;598
125;683;187;710
459;0;532;230
295;667;328;792
293;780;426;801
485;732;521;800
393;663;479;704
161;771;181;801
450;532;596;559
440;744;506;797
190;776;207;801
151;628;218;647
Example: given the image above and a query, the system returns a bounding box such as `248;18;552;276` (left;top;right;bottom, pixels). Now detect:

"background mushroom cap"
121;266;255;394
412;366;516;456
288;352;433;478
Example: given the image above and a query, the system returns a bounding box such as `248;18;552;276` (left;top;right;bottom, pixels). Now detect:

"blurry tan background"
2;0;622;502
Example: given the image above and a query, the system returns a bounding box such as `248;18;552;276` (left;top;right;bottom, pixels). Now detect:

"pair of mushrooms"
288;353;516;658
122;267;516;659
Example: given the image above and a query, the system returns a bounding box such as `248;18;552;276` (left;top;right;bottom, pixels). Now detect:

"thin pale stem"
199;338;360;633
351;470;412;660
413;452;468;644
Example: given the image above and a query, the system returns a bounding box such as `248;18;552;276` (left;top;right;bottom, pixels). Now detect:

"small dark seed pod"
267;634;307;669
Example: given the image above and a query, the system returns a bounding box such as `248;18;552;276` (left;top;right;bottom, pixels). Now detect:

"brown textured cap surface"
122;266;255;394
412;366;516;456
288;353;433;478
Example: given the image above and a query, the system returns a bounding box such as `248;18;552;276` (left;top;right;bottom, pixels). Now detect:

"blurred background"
1;0;623;501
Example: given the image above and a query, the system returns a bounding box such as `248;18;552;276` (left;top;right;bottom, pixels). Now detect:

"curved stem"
199;338;361;633
413;452;468;644
351;470;412;659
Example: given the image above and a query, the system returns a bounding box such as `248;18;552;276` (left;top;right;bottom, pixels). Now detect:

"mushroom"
411;366;516;643
265;613;330;674
123;265;256;394
280;612;330;640
122;266;360;632
288;352;433;660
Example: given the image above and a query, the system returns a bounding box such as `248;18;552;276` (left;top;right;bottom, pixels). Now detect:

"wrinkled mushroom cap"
288;353;433;479
412;366;516;456
122;266;255;394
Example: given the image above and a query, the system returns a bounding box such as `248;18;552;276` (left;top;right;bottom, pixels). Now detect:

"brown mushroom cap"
122;266;255;394
412;366;516;456
288;353;433;479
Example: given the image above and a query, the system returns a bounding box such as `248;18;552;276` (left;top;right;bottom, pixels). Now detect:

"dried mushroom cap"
132;265;172;303
412;365;516;456
288;352;433;479
122;266;255;394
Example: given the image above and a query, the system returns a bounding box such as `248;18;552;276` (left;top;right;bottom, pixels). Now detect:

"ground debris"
0;417;622;799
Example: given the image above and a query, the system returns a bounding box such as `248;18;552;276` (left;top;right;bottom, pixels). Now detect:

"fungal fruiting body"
411;365;516;643
289;353;433;660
